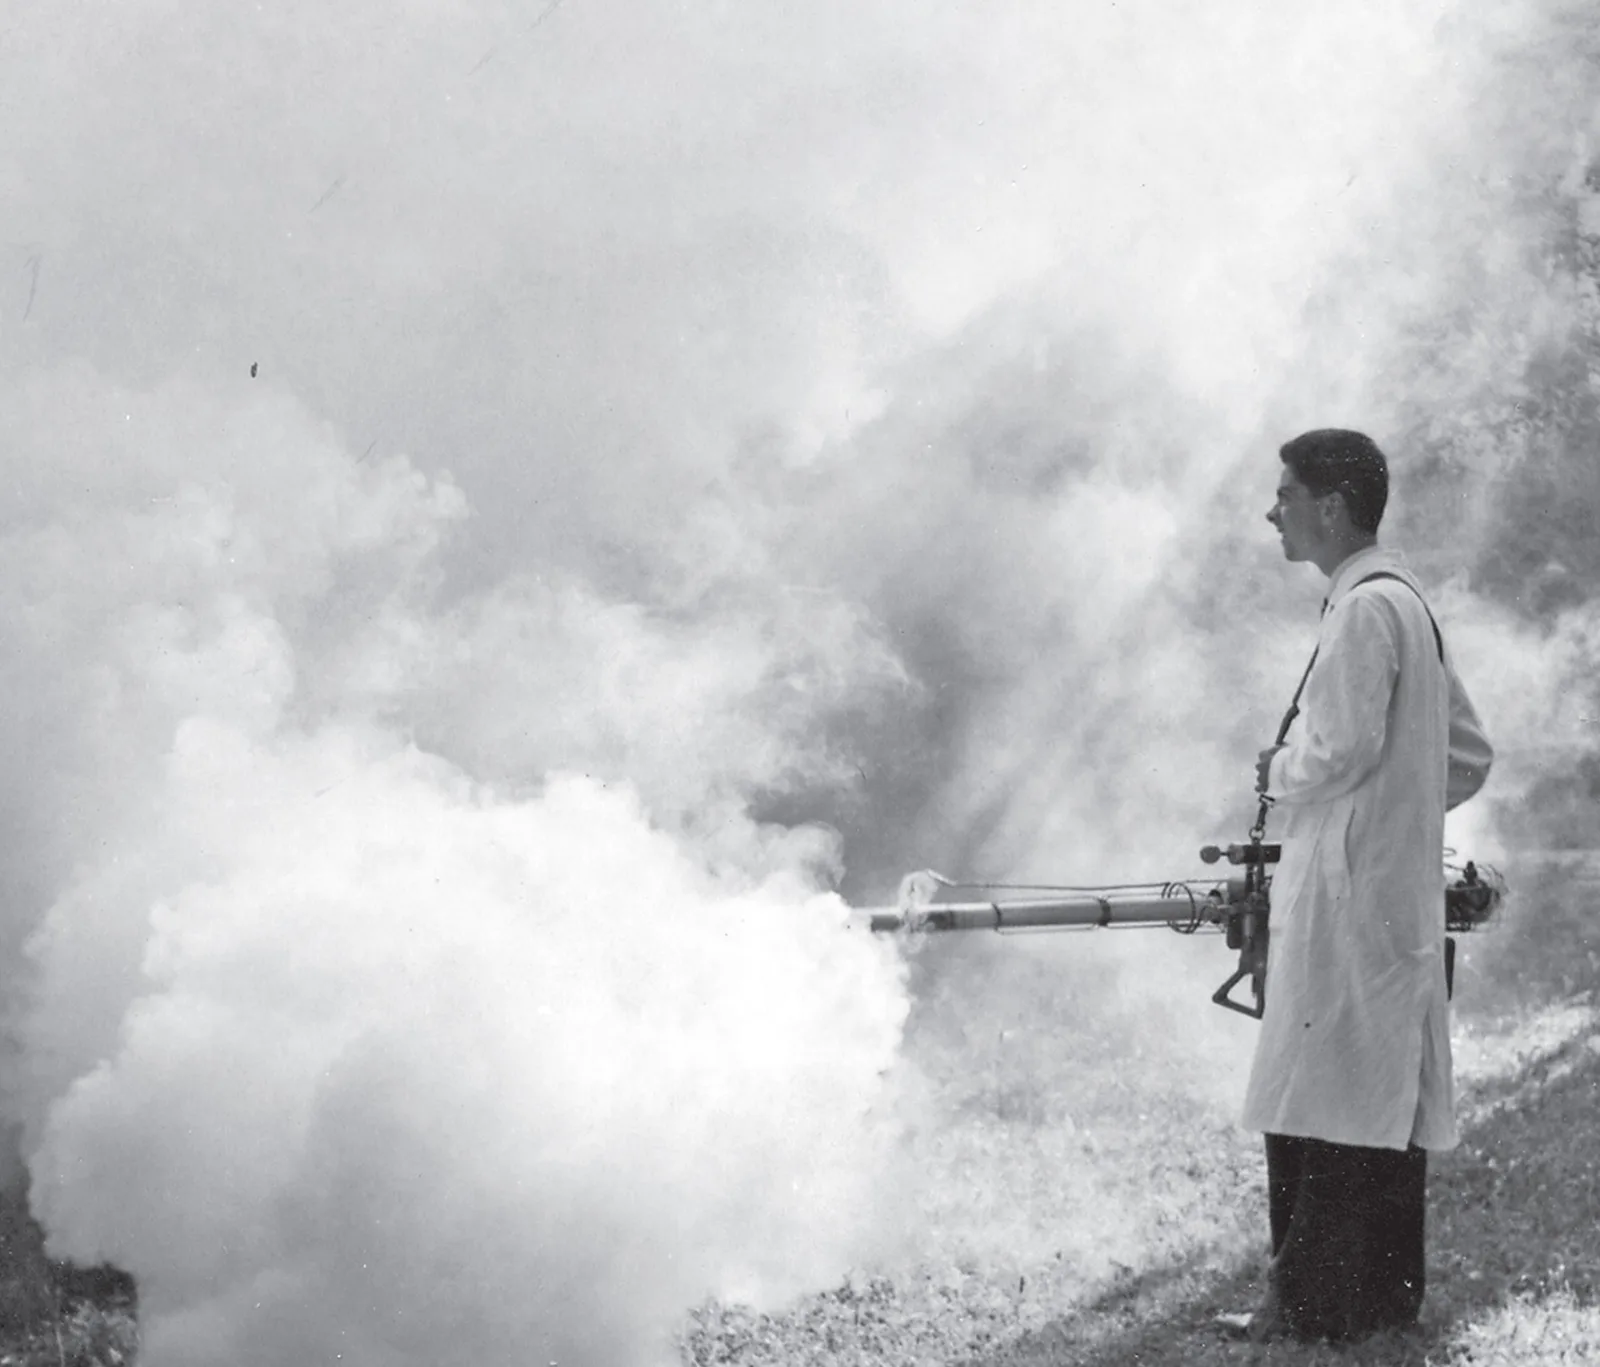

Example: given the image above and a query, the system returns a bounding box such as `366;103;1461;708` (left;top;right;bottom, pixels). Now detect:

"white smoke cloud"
0;372;910;1365
29;728;905;1367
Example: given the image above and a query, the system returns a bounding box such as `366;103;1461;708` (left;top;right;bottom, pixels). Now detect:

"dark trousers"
1265;1133;1427;1341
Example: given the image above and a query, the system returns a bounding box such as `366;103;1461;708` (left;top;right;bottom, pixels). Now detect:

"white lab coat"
1241;547;1492;1151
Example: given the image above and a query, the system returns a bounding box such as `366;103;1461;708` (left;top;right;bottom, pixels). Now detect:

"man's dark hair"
1279;429;1389;533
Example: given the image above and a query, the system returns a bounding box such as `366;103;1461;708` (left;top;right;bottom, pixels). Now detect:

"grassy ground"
683;857;1600;1367
0;1167;136;1367
680;991;1600;1367
0;863;1594;1367
968;999;1600;1367
6;1009;1590;1367
0;1231;136;1367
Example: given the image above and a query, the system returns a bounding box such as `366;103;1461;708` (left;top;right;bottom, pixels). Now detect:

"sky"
3;1;1599;1364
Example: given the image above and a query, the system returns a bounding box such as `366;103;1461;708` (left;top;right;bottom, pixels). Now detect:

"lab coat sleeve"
1267;594;1399;807
1445;663;1493;810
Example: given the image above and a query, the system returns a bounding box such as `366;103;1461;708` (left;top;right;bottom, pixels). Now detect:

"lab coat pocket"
1318;799;1357;907
1268;828;1313;927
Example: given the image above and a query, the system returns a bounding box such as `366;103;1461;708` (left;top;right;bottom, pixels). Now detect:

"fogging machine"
863;837;1503;1019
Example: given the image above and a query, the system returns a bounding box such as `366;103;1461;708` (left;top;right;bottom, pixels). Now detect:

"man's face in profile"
1266;472;1322;563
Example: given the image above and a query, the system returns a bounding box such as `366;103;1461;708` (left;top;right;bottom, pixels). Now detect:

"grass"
0;1236;136;1367
978;1000;1600;1367
682;857;1600;1367
0;864;1595;1367
679;993;1600;1367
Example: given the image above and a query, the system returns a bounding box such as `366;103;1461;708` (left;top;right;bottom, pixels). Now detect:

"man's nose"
1266;506;1280;526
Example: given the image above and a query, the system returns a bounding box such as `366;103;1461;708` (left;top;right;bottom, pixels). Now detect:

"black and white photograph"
1;2;1598;1364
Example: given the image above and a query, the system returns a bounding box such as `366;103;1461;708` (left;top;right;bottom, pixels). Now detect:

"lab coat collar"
1324;544;1413;612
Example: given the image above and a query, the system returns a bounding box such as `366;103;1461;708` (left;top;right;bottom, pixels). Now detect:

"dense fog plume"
5;0;1600;1363
0;377;909;1366
31;735;904;1367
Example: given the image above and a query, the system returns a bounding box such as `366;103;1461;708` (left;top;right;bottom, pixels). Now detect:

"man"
1235;429;1493;1342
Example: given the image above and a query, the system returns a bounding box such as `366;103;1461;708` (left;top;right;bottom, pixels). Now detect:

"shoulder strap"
1350;571;1444;663
1272;646;1318;745
1272;572;1444;746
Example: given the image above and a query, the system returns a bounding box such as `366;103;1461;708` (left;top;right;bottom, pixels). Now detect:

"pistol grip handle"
1212;963;1265;1019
